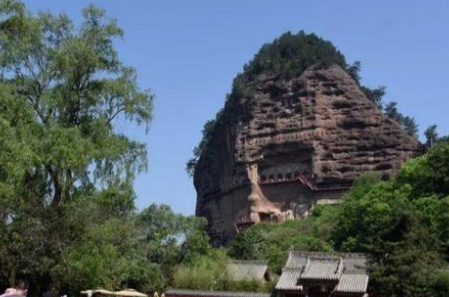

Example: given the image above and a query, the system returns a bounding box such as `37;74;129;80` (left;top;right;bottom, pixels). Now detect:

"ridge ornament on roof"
275;251;370;297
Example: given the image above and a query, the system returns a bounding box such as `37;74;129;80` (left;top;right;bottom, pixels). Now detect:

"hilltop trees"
425;125;439;148
384;102;419;137
187;31;420;176
1;2;447;297
186;32;350;176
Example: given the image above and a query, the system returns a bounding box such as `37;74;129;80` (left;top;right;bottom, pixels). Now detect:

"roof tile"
335;274;369;293
165;290;270;297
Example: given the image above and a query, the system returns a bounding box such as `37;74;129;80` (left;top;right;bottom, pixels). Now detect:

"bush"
229;204;338;274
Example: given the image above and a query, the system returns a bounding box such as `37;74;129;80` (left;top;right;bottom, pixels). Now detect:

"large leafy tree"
0;0;153;292
332;140;449;297
425;124;439;148
136;204;212;282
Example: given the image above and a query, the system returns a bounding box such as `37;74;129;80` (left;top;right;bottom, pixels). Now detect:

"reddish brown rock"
194;64;422;245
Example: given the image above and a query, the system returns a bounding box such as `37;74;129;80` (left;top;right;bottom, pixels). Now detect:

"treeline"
0;0;166;295
217;139;449;297
0;2;273;295
2;2;449;297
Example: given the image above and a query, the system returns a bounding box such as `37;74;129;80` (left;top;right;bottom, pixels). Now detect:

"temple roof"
275;268;302;291
164;290;270;297
335;274;369;293
301;258;342;281
276;251;369;293
285;251;368;274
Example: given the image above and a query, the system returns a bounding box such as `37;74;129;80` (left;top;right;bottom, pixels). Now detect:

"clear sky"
23;0;449;215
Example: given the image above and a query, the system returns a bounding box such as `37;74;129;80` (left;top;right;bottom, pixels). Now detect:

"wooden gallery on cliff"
165;251;369;297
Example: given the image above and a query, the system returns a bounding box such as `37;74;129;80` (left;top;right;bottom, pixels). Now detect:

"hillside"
177;139;449;297
190;32;421;245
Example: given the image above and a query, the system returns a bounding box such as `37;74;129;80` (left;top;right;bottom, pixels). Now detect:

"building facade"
275;251;369;297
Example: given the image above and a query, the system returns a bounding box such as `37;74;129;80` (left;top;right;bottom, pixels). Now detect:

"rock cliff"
194;63;421;245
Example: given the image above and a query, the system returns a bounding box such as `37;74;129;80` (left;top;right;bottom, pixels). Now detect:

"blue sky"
24;0;449;215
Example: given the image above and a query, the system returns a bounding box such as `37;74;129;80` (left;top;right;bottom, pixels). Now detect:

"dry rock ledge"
194;63;422;245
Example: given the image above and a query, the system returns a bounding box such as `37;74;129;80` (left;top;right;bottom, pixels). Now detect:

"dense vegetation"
172;249;275;293
0;1;211;296
187;32;421;176
178;139;449;297
2;2;449;297
221;140;449;297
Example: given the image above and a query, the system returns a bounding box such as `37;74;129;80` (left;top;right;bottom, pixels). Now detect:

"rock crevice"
194;64;421;245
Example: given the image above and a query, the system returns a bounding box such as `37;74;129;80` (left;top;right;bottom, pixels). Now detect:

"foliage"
172;249;229;291
54;214;165;296
172;249;274;293
332;140;449;297
136;204;212;282
0;0;155;295
235;31;347;82
187;31;420;176
382;101;419;137
425;124;439;148
186;32;350;174
229;205;337;274
224;140;449;297
430;270;449;297
424;124;448;149
186;118;218;176
360;85;386;110
2;2;448;297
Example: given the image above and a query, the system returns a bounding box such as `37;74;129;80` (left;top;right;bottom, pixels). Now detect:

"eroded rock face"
194;64;422;245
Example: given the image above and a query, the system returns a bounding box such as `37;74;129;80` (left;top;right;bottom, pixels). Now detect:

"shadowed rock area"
194;63;422;245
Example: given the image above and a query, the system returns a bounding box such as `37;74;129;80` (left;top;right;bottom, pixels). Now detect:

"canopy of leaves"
223;140;449;297
424;124;448;149
234;31;347;84
172;249;274;293
0;0;158;295
228;205;336;274
332;140;449;297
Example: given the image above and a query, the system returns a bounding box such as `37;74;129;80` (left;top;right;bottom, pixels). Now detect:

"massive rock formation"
194;63;421;245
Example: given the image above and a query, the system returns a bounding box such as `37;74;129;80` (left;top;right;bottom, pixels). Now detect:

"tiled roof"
275;268;302;291
285;251;368;273
225;260;268;281
285;252;308;269
164;290;271;297
335;274;369;293
301;258;342;281
276;251;369;294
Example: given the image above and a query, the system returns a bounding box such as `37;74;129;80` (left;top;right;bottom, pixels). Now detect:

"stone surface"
194;64;422;245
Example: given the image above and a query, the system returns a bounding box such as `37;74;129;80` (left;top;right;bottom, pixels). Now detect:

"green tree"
347;61;361;82
229;205;336;274
137;204;213;283
0;0;153;293
186;119;218;176
360;86;386;110
424;124;439;148
384;102;402;122
430;270;449;297
402;116;418;137
384;102;419;137
55;215;165;296
333;141;449;297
